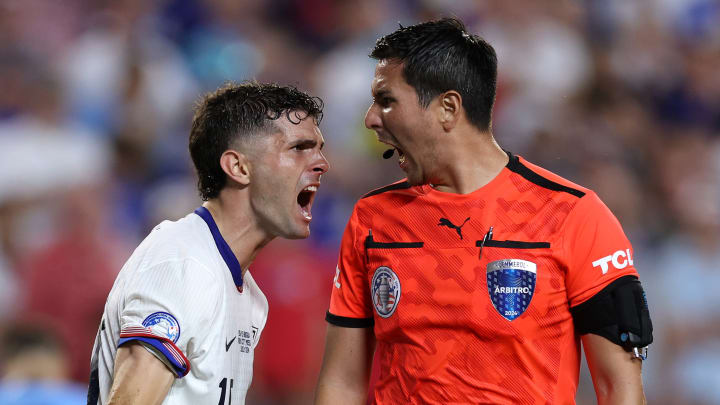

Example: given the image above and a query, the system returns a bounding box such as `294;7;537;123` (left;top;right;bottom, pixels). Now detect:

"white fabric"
89;211;268;405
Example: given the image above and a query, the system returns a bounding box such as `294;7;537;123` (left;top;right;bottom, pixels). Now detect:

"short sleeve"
118;259;221;377
327;206;374;327
563;192;639;307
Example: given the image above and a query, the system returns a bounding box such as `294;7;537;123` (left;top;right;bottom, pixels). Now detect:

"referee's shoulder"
351;179;417;217
360;178;413;200
509;154;591;199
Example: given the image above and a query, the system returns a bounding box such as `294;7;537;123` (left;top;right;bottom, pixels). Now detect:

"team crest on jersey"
487;259;537;321
371;266;401;318
142;312;180;343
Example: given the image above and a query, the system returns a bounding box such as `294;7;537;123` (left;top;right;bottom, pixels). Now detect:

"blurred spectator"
0;48;110;267
645;136;720;405
0;321;86;405
18;183;126;383
0;45;119;383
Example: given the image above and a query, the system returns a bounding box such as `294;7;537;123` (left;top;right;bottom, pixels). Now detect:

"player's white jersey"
87;207;268;405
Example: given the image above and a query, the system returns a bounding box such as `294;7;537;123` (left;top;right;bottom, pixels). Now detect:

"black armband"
570;275;653;351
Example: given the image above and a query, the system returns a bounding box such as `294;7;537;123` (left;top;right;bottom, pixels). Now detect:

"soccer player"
87;82;328;405
315;18;652;404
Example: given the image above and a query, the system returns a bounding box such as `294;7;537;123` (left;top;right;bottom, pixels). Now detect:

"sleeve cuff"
118;334;190;378
326;311;374;328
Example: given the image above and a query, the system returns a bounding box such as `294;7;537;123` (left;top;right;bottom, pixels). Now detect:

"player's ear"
219;149;251;186
437;90;462;132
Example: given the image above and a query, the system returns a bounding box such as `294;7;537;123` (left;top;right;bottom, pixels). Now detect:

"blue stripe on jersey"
194;206;243;289
118;336;189;377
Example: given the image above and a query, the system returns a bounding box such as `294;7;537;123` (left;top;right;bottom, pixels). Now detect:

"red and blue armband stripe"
119;326;190;377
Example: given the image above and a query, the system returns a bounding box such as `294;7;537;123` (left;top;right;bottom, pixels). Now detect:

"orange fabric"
328;155;639;404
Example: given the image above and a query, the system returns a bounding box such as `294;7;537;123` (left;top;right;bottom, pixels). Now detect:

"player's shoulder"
148;211;207;247
129;211;213;269
508;153;592;200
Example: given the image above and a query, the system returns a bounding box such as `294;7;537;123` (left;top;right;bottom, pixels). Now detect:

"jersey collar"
194;206;243;292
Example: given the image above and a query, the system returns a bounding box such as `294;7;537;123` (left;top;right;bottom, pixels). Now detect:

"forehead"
271;112;323;142
371;59;410;94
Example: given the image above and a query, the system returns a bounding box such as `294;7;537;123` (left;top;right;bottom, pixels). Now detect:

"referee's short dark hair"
370;17;497;131
189;82;323;201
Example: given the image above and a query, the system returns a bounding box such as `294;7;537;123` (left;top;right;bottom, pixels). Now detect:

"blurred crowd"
0;0;718;404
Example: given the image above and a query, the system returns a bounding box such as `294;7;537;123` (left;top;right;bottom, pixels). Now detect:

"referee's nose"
365;103;382;133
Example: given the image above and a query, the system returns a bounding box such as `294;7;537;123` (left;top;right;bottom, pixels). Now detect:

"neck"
203;197;274;273
428;130;508;194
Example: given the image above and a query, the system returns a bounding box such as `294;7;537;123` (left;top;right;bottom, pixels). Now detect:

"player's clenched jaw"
365;60;442;186
247;114;328;240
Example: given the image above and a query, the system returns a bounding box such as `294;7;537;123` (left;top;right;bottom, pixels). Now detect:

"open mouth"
378;138;406;168
397;148;406;166
383;146;407;168
297;185;317;220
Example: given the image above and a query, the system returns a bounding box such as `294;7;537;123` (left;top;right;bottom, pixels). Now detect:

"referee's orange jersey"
327;153;639;404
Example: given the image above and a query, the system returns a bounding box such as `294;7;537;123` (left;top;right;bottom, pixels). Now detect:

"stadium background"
0;0;718;404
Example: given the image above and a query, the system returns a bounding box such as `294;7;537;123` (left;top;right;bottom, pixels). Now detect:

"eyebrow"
293;139;324;149
372;89;390;99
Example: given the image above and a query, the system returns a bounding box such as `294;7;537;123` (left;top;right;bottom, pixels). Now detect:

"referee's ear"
219;149;251;187
437;90;462;132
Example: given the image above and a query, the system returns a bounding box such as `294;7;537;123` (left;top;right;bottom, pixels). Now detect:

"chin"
284;226;310;240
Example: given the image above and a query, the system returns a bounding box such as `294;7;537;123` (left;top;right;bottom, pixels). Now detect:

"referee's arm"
107;342;174;405
582;334;646;405
314;324;376;405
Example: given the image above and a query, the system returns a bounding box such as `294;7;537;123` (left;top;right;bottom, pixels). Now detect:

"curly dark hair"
189;82;324;200
370;17;497;131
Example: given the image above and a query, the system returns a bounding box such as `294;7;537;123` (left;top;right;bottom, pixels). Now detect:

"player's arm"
107;341;174;405
314;324;375;405
582;334;645;405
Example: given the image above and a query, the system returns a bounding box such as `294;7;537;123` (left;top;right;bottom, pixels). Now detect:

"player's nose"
312;151;329;175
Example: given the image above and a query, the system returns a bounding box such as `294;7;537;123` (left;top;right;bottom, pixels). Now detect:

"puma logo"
438;217;470;240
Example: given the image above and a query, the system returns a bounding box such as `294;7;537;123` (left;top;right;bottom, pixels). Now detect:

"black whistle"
383;149;395;159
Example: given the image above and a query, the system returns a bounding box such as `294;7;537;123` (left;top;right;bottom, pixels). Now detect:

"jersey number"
218;377;234;405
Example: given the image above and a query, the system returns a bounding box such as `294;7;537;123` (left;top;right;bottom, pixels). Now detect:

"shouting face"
364;60;442;186
247;113;329;239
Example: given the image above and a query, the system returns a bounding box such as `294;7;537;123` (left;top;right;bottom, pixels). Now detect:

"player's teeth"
301;207;311;219
303;186;317;192
399;155;406;165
